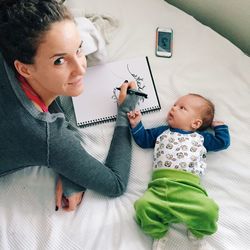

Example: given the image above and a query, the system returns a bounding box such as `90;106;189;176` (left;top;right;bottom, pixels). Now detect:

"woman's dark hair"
0;0;73;69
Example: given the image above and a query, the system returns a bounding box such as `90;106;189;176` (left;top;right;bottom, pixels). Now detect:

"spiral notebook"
72;56;161;127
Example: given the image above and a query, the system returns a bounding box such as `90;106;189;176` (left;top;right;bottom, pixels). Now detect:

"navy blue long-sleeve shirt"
131;122;230;152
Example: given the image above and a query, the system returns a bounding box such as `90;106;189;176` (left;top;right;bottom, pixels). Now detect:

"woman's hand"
55;177;84;212
118;81;137;105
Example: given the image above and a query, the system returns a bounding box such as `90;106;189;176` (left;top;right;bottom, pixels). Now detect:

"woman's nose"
71;57;86;76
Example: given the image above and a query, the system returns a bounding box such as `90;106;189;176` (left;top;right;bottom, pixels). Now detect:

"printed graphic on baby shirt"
153;130;207;176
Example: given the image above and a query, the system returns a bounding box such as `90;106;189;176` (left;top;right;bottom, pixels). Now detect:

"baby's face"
167;95;205;131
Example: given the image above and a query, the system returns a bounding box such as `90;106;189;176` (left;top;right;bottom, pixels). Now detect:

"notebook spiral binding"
78;105;160;128
78;115;117;127
73;56;161;128
141;105;161;114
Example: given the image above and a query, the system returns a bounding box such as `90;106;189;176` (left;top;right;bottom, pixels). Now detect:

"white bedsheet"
1;0;250;249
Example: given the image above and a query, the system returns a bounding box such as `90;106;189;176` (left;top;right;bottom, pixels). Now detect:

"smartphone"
155;27;173;58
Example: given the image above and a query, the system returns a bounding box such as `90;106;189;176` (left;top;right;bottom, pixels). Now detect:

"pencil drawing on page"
72;56;160;127
112;64;146;103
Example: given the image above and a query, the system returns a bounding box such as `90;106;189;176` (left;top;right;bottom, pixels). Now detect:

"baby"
127;93;230;249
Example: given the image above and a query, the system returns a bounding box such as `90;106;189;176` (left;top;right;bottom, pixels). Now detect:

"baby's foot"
152;233;169;250
187;231;216;250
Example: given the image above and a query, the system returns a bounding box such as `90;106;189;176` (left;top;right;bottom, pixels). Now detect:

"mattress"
0;0;249;249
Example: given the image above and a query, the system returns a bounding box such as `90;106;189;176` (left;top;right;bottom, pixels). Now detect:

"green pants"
134;169;219;239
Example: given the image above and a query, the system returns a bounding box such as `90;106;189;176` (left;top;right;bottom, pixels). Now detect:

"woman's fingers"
118;81;137;104
62;192;84;212
55;177;63;211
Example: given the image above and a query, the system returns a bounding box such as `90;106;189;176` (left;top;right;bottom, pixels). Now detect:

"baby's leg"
134;178;178;239
134;192;170;239
152;173;219;238
152;233;170;250
185;194;219;238
170;181;219;238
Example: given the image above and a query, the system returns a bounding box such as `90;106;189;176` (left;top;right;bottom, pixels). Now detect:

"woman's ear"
14;60;32;78
191;118;202;130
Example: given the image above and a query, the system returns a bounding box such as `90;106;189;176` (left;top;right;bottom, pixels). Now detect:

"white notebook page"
72;56;160;126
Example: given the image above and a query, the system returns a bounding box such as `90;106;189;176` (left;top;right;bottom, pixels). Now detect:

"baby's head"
167;93;214;131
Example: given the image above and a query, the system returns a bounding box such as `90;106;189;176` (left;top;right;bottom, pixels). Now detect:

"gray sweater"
0;53;138;197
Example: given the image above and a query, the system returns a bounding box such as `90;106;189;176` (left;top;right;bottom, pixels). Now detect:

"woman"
0;0;138;211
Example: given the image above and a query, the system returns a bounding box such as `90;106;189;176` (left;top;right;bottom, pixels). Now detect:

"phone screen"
158;31;171;52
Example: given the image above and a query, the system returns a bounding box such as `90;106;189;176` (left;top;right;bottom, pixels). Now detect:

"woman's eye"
54;57;65;65
180;106;185;110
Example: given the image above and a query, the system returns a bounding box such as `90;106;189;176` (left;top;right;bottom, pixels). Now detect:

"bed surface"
1;0;250;249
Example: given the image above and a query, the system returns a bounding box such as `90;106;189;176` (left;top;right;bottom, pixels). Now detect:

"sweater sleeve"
49;94;139;197
60;175;86;197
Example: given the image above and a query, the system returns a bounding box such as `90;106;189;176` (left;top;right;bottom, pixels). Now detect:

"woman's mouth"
68;77;83;86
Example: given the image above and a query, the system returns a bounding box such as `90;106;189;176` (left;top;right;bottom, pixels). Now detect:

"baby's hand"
212;120;225;127
127;110;141;128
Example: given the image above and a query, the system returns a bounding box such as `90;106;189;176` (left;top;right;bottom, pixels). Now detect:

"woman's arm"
53;82;139;201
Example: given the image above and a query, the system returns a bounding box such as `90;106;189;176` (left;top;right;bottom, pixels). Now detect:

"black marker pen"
116;87;148;98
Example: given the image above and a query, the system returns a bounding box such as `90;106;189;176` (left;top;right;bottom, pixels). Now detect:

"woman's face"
25;20;87;102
